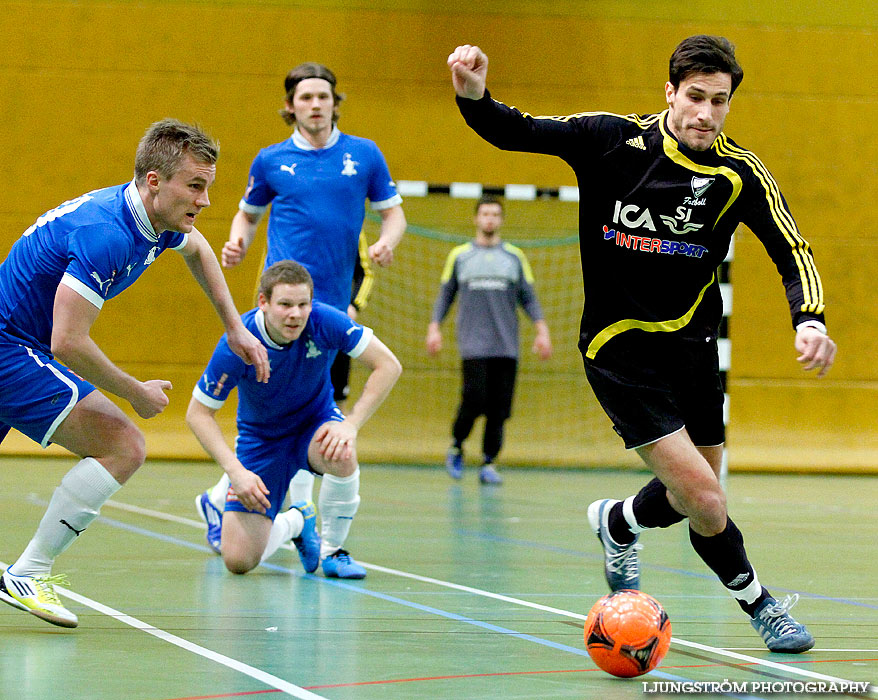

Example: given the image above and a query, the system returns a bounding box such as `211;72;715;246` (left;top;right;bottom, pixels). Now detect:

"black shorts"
583;334;725;450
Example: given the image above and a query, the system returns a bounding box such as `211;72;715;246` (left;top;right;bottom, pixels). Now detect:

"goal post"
352;181;731;472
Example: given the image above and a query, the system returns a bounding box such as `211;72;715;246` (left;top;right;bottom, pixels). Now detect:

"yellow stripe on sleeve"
712;135;823;315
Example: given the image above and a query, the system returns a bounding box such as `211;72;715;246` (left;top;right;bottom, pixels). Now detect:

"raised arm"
448;45;588;159
179;229;270;382
51;285;172;418
448;44;489;100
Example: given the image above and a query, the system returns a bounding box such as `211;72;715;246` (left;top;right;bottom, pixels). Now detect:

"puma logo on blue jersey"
90;271;115;295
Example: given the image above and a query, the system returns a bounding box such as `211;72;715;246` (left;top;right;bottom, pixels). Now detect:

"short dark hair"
280;62;345;126
133;119;218;185
475;195;504;215
669;35;744;95
258;260;314;300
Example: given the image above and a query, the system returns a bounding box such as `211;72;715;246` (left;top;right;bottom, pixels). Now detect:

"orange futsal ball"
584;590;672;678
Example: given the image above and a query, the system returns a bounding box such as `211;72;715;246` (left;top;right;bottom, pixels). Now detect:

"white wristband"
796;320;827;335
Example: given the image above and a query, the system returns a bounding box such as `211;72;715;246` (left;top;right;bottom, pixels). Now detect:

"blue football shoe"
195;491;223;554
587;498;641;591
290;501;321;573
321;549;367;579
445;448;463;479
750;594;815;653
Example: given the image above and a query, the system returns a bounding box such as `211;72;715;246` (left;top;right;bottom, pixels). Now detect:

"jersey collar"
254;308;286;350
124;180;160;243
660;111;722;162
291;125;341;151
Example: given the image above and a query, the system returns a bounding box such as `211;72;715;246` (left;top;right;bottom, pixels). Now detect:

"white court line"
103;500;878;692
0;560;327;700
726;648;878;653
355;562;878;691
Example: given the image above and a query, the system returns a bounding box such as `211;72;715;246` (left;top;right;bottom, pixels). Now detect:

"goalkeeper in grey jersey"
426;196;552;484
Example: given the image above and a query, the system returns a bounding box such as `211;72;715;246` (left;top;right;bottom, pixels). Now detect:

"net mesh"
351;193;638;469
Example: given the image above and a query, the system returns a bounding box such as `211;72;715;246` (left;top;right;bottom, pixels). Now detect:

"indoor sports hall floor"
0;457;875;700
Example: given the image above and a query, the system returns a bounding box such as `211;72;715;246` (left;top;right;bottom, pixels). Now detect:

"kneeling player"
188;260;401;577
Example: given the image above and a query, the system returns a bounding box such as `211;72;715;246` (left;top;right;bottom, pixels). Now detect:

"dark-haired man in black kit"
448;35;836;653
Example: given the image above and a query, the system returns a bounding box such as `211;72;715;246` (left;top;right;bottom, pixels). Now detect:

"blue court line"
89;513;765;700
456;528;878;611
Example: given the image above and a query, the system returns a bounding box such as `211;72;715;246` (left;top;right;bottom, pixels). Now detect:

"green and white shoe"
0;568;78;628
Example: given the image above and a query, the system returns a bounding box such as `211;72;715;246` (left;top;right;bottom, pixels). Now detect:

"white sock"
11;458;121;577
288;470;315;505
318;469;360;558
208;473;231;511
728;573;763;605
259;508;304;563
621;496;648;534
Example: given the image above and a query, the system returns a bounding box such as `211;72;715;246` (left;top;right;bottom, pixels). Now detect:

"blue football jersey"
0;182;187;352
239;127;402;311
192;302;373;438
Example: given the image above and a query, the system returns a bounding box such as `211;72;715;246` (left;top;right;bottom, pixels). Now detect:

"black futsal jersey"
457;93;825;364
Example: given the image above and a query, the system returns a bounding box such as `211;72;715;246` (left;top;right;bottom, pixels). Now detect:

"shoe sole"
768;639;815;653
323;569;367;580
0;586;78;628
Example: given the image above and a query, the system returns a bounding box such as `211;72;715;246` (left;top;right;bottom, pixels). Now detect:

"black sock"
633;478;686;528
607;501;636;544
689;518;770;616
607;478;685;545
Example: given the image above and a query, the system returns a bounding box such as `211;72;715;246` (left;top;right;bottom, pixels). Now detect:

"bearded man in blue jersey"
197;62;407;550
0;119;269;628
187;261;401;578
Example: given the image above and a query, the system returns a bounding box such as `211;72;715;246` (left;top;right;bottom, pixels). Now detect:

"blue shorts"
224;406;345;520
0;340;96;447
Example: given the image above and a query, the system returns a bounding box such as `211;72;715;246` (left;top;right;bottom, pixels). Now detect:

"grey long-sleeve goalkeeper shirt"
431;240;544;360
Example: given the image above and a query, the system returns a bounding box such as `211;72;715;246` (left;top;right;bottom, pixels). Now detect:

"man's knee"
105;422;147;481
682;485;727;530
320;456;357;478
222;552;259;575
